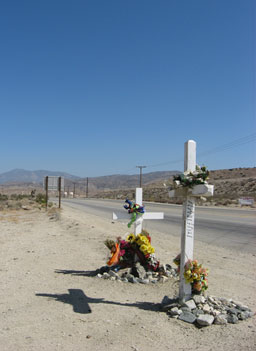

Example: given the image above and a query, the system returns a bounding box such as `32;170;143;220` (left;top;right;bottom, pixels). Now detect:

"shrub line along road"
58;198;256;255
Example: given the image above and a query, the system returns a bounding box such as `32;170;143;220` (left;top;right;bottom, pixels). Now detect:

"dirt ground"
0;205;255;351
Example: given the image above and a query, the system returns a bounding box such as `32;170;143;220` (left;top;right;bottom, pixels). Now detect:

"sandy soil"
0;205;255;351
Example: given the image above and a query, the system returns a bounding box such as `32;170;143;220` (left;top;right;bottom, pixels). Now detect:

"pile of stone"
162;295;254;327
96;263;178;284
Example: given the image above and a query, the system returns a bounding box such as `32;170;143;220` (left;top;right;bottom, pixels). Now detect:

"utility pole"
45;176;48;209
73;183;76;198
86;177;89;198
136;166;147;188
58;176;62;209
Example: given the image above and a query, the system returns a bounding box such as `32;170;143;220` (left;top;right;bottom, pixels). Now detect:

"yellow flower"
150;247;155;254
140;244;150;254
139;236;149;245
127;234;136;243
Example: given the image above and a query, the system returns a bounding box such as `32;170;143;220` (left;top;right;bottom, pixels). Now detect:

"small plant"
10;194;30;200
0;194;8;201
36;193;47;204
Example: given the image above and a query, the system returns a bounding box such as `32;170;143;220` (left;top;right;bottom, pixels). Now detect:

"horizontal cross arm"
191;184;214;197
169;184;214;198
112;211;131;220
143;212;164;220
112;211;164;221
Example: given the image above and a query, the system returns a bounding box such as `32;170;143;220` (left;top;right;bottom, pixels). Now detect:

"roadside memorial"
95;140;254;327
99;225;178;284
96;188;172;283
169;140;214;303
161;140;254;326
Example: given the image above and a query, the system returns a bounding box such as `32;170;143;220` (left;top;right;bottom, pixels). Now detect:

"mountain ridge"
0;168;181;190
0;169;81;184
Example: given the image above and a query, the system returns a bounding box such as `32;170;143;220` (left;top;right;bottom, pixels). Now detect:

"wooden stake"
58;177;61;208
45;176;48;209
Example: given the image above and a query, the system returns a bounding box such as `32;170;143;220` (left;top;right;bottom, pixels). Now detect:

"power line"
146;133;256;170
82;133;255;178
197;133;256;158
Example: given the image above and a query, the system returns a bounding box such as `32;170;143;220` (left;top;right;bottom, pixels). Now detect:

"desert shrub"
0;194;8;201
36;193;47;204
10;194;30;200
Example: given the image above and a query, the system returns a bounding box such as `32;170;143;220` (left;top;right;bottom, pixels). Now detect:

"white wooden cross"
113;188;164;235
169;140;214;303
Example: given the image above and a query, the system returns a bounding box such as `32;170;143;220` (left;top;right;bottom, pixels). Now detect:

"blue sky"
0;0;255;177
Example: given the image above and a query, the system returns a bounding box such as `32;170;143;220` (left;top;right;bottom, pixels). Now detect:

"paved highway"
59;198;256;254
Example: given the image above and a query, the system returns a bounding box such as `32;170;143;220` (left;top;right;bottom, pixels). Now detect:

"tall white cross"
113;188;164;235
169;140;214;303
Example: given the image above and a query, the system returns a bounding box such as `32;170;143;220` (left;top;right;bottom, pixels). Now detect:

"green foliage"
0;193;8;201
104;239;116;250
35;193;47;204
173;165;209;188
10;194;30;200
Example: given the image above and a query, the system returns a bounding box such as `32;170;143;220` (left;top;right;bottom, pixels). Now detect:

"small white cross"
113;188;164;235
169;140;214;303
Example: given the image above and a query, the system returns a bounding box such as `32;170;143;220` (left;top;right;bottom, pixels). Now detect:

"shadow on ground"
55;269;98;277
36;289;161;314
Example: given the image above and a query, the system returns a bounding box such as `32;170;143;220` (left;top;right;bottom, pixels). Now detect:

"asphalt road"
59;198;256;254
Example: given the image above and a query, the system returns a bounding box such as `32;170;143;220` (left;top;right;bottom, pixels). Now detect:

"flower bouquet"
105;230;160;271
184;259;208;293
173;254;208;293
172;165;209;189
123;199;145;228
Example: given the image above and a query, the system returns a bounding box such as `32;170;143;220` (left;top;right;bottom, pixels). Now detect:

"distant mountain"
75;171;181;191
93;167;256;205
0;169;81;185
0;169;180;189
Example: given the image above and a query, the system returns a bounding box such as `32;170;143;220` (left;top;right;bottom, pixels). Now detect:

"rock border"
95;263;254;327
96;263;178;284
162;295;254;327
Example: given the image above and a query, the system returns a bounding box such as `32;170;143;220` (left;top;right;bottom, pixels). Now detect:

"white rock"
193;295;205;304
159;276;168;283
208;296;215;304
214;314;228;325
197;314;214;326
203;304;211;313
184;299;197;310
169;307;180;316
102;272;110;279
212;310;221;316
109;270;119;278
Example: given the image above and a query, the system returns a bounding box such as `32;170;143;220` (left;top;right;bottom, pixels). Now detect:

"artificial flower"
127;234;136;243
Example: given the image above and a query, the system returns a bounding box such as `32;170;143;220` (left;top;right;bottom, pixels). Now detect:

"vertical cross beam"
134;188;143;235
179;140;196;302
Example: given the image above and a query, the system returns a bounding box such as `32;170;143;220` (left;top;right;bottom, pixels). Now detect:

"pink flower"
119;240;131;249
119;249;125;257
